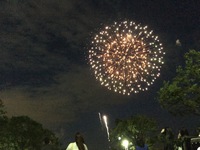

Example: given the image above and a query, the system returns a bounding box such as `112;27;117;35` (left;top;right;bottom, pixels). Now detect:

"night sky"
0;0;200;150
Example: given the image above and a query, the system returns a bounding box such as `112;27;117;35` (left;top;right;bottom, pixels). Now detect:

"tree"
0;99;6;117
0;100;60;150
0;115;61;150
157;49;200;116
0;99;10;149
110;115;158;150
8;116;60;150
9;116;47;150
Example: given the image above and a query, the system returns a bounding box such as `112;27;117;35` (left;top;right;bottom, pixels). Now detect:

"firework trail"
103;115;110;141
89;20;165;95
98;112;104;130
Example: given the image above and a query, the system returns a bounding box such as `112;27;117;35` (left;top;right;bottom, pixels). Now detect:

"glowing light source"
122;139;129;150
103;115;110;141
89;21;165;95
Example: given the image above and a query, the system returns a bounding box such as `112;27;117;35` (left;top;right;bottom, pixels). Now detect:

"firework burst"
89;21;165;95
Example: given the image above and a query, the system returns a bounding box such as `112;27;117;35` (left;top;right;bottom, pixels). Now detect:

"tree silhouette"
110;115;157;150
157;49;200;116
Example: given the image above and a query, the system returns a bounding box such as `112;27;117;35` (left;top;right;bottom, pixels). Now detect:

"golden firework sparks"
89;21;165;95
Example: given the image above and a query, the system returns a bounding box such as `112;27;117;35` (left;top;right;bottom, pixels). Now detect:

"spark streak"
98;112;104;130
103;115;110;141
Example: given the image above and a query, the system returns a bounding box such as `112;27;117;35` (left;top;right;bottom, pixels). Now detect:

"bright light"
122;139;129;150
197;147;200;150
103;115;110;141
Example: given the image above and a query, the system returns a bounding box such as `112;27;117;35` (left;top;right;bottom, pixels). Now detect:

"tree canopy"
0;99;60;150
157;49;200;116
0;99;6;117
110;115;158;150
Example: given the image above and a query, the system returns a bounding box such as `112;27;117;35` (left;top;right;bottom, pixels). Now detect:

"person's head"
75;132;85;150
183;128;189;136
136;134;145;147
44;137;50;145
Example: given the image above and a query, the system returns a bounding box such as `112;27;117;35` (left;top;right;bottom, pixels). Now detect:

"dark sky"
0;0;200;149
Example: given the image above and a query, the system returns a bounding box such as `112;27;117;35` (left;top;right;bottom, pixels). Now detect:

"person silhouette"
66;132;88;150
41;137;55;150
135;135;148;150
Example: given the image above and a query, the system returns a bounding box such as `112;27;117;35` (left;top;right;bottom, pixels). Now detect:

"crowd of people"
160;127;194;150
130;127;194;150
41;128;200;150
